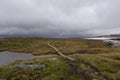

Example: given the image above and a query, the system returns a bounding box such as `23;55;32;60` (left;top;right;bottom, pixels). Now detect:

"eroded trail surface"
69;61;89;80
68;61;110;80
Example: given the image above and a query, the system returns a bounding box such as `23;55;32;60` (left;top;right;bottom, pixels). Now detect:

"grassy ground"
0;53;120;80
0;38;119;55
72;53;120;80
0;38;120;80
0;56;82;80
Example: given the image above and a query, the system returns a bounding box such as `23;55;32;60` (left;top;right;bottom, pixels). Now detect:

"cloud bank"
0;0;120;37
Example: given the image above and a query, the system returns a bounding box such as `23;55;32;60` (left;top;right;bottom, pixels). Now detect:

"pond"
0;51;34;66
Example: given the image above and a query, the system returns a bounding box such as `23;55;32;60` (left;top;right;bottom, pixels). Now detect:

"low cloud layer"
0;0;120;37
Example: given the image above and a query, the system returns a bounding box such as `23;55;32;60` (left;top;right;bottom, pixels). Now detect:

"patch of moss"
0;56;82;80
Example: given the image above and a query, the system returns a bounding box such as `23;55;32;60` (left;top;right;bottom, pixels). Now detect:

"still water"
0;51;34;66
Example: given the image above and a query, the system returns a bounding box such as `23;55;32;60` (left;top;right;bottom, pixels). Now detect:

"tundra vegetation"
0;38;120;80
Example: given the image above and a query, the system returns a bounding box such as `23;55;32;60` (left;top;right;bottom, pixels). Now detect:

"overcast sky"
0;0;120;37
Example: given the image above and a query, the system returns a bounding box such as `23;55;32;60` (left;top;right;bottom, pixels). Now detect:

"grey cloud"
0;0;120;37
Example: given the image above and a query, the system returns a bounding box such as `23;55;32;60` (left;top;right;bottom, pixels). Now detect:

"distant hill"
0;33;120;38
110;34;120;37
0;34;90;38
0;34;45;38
97;34;120;37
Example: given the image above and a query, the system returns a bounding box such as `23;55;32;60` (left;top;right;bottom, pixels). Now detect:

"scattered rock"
10;62;46;70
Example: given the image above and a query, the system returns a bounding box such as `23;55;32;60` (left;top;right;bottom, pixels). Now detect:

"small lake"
0;51;34;66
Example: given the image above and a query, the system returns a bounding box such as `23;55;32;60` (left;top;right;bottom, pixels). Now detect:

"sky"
0;0;120;37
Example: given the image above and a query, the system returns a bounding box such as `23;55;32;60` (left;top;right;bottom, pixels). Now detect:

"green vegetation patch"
0;56;82;80
73;53;120;80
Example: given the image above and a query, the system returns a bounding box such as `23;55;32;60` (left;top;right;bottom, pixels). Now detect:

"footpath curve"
47;42;75;61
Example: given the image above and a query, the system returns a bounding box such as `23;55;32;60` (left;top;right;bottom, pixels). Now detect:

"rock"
94;72;99;75
48;57;58;61
11;62;46;70
104;40;120;47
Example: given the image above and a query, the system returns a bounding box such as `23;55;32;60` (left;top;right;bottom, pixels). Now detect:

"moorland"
0;38;120;80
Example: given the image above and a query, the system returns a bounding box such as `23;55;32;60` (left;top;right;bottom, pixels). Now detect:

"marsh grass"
0;38;114;55
0;38;120;80
0;56;82;80
73;53;120;79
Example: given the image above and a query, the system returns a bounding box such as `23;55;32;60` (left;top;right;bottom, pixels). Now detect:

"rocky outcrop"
104;40;120;47
10;62;46;70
